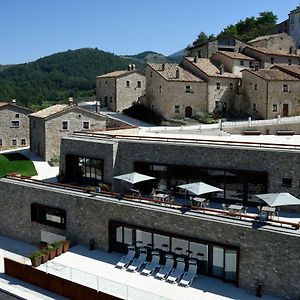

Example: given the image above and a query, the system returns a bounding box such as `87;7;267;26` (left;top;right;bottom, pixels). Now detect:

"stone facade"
248;33;296;54
188;37;247;59
29;105;107;161
96;68;146;113
0;102;32;149
0;177;299;300
60;135;300;200
241;69;300;119
145;64;207;119
243;46;300;69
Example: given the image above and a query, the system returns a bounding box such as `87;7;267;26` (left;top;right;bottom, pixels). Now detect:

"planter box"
30;256;42;267
63;241;70;253
56;246;63;256
49;250;56;260
41;253;49;264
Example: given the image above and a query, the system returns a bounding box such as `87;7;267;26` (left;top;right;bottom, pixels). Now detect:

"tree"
193;32;208;45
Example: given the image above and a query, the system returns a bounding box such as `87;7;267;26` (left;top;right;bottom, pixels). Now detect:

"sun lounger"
141;250;160;276
166;257;186;284
127;247;148;272
155;254;174;280
115;246;135;269
179;259;197;287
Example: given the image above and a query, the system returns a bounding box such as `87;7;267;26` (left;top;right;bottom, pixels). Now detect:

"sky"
0;0;299;64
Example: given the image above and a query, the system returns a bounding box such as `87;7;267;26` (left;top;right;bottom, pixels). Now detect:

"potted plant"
53;241;64;256
41;248;49;264
29;251;42;267
47;244;56;260
63;240;70;253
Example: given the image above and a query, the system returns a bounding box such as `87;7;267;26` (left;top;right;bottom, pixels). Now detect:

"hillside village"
0;4;300;300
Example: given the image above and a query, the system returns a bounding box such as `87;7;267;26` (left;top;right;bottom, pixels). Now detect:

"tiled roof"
0;102;8;107
185;57;240;78
249;33;290;43
242;69;299;81
148;63;203;82
244;46;300;58
96;70;135;79
273;64;300;75
216;51;256;61
30;104;68;118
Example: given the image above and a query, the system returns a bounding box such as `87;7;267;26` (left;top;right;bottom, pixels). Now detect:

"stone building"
145;63;206;119
182;57;241;114
29;102;108;162
211;51;259;77
187;36;247;59
248;33;296;54
0;100;32;149
240;68;300;119
96;65;146;113
243;46;300;69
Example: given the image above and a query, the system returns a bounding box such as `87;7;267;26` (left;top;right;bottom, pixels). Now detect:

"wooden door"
282;104;289;117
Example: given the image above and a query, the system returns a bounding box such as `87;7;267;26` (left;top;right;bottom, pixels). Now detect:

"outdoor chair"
141;250;160;276
258;211;268;222
166;257;186;284
155;254;174;280
179;259;198;287
115;245;136;269
127;247;148;272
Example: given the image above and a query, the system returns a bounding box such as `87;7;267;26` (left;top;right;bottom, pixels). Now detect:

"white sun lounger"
141;250;160;276
179;259;198;287
155;254;174;280
166;257;186;284
115;246;135;269
127;247;148;272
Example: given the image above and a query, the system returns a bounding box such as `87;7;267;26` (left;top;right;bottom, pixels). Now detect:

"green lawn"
0;153;38;177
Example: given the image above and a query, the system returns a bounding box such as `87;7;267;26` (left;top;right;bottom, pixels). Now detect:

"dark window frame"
282;178;292;188
31;203;66;229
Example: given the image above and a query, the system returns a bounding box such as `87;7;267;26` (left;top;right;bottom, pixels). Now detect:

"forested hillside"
0;48;143;109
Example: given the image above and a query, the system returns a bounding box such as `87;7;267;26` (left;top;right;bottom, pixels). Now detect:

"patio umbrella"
113;172;155;184
177;182;223;196
255;193;300;207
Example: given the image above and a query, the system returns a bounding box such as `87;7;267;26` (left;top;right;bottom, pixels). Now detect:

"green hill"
124;51;176;63
0;48;144;108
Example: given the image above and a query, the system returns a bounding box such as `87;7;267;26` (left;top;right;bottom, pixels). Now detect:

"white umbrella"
177;182;223;196
255;193;300;207
114;172;155;184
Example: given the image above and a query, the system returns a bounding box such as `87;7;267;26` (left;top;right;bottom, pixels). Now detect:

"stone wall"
0;105;31;149
60;137;300;200
0;178;299;299
30;117;46;158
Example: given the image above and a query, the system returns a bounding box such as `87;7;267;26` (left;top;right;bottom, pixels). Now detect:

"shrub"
193;112;218;124
29;250;42;259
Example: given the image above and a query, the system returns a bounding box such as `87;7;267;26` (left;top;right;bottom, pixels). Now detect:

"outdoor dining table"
261;206;276;215
228;204;244;213
154;193;170;202
193;197;208;208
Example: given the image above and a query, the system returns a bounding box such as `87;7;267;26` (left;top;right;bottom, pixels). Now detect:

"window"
137;81;142;88
0;139;2;147
288;59;292;65
11;120;20;128
82;121;90;130
271;57;275;64
159;85;162;93
15;113;19;118
229;83;233;90
62;121;69;130
254;84;257;90
198;50;203;58
21;139;26;146
216;82;220;90
175;105;180;113
185;85;191;93
253;103;257;112
272;104;278;112
126;80;130;87
110;97;112;103
215;101;220;109
282;178;292;188
12;139;17;146
31;203;66;229
240;60;244;66
78;156;104;182
105;81;108;84
282;84;289;92
150;71;153;77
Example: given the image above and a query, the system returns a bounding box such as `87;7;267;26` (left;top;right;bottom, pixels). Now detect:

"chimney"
254;63;259;71
162;63;166;71
220;64;224;75
132;64;136;70
127;64;132;71
68;97;74;106
176;68;180;79
194;56;199;63
11;99;16;105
